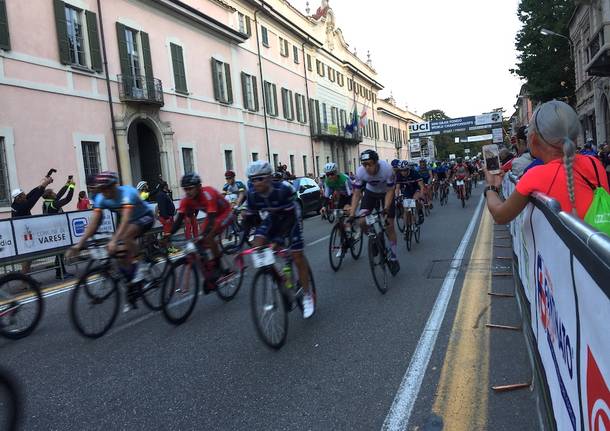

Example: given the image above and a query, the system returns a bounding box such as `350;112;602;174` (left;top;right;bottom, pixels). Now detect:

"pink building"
0;0;421;217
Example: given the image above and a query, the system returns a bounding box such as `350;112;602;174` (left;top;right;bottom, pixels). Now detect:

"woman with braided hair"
484;100;608;224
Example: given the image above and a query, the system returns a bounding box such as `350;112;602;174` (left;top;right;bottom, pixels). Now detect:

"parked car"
292;177;324;215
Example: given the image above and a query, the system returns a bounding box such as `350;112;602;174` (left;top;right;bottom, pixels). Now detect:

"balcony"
117;75;164;107
586;24;610;77
575;79;594;107
311;122;363;144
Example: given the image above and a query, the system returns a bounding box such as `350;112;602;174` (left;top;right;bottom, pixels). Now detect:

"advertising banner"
0;220;16;259
409;112;503;138
492;128;504;144
12;214;72;255
67;210;114;241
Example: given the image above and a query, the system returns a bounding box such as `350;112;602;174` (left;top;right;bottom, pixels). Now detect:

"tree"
422;110;449;122
511;0;574;104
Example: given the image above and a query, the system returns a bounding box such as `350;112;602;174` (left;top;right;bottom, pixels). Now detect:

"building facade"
0;0;420;217
569;0;610;145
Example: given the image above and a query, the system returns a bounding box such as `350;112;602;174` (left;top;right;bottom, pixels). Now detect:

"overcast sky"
292;0;524;119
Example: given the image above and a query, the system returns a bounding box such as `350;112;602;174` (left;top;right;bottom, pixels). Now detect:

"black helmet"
181;173;201;188
360;149;379;162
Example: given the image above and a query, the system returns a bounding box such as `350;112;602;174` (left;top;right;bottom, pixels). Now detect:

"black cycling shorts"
334;194;352;209
360;190;395;218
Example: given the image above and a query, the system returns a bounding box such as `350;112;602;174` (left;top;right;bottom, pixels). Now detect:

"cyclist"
434;162;449;198
349;149;399;274
396;161;425;228
418;159;433;209
222;170;247;208
167;173;234;289
68;172;156;306
450;158;470;200
243;160;315;319
391;159;401;175
321;162;352;217
136;181;150;202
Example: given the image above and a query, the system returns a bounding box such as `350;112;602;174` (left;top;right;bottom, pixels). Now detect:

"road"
0;186;543;431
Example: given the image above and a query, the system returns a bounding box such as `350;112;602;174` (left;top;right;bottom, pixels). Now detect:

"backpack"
577;157;610;236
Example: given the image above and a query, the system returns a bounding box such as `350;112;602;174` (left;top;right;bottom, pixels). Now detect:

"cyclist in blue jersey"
396;161;425;226
68;172;155;289
222;170;247;207
243;160;315;319
418;159;433;209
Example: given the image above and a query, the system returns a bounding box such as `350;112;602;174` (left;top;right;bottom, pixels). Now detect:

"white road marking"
381;194;485;431
306;235;330;247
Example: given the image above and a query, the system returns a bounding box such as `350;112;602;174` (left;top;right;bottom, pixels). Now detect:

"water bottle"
283;264;293;289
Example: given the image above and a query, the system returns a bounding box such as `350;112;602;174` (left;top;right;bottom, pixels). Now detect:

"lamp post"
540;28;574;60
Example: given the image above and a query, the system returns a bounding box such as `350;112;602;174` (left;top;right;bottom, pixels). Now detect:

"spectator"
511;126;536;177
485;100;609;224
500;148;515;172
580;140;598;156
11;176;53;218
77;191;91;210
42;178;75;279
156;181;175;236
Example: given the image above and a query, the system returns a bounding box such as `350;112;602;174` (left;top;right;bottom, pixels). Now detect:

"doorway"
128;121;162;190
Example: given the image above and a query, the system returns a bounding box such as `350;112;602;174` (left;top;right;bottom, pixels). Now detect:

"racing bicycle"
361;209;399;294
328;209;363;271
0;271;43;340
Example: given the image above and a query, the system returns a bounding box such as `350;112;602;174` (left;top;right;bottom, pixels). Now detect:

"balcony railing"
586;24;610;77
311;122;363;143
117;75;164;106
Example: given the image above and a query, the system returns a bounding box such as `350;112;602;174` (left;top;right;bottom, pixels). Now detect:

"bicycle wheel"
70;268;120;339
414;223;421;244
297;265;317;314
250;268;287;349
328;223;345;272
140;252;169;311
350;226;364;260
327;210;336;224
461;193;466;208
368;236;388;294
215;254;244;302
161;258;199;325
396;205;406;233
0;368;19;431
220;221;241;254
0;273;44;340
424;203;431;217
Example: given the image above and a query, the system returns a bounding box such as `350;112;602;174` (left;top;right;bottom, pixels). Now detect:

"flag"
345;105;359;134
359;108;368;129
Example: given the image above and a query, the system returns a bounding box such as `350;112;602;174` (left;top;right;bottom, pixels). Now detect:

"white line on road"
381;194;485;431
306;235;330;247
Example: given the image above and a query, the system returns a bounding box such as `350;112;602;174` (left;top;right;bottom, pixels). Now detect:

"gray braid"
563;137;577;215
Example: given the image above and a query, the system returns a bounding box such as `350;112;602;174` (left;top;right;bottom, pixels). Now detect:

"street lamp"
540;28;574;59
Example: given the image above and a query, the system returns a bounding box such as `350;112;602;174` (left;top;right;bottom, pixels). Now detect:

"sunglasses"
361;161;375;167
327;172;337;177
250;176;268;183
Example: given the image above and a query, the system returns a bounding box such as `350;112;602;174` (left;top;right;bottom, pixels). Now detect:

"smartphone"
68;175;73;181
482;144;501;174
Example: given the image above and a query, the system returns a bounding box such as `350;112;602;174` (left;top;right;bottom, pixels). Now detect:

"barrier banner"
573;258;610;431
12;214;72;255
0;220;16;259
67;210;114;240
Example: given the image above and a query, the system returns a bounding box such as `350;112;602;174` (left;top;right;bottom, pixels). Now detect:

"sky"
291;0;524;119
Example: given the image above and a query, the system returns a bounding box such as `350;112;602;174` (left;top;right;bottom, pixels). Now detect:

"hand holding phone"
482;144;501;174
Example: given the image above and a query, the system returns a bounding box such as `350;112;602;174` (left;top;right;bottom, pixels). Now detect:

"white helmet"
136;181;148;191
246;160;273;178
324;162;338;174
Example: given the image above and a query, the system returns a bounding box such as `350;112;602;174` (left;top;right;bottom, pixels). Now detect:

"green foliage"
422;110;449;122
511;0;575;103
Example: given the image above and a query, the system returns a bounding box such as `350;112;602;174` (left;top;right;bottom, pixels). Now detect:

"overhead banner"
409;112;503;138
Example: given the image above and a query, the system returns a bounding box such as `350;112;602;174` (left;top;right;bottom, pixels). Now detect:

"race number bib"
252;248;275;268
403;199;417;208
365;214;377;226
456;180;465;186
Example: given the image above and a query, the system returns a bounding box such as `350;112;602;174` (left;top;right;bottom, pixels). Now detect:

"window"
383;124;388;141
307;54;312;72
224;150;234;171
316;60;325;77
0;0;10;51
302;155;308;176
54;3;102;71
372;93;377;104
326;156;330;163
347;79;353;91
273;153;279;170
261;26;269;46
0;137;10;205
279;37;289;57
238;13;251;36
322;103;328;129
212;58;233;104
252;152;259;162
282;88;294;120
170;43;188;94
309;99;321;134
295;93;308;123
375;122;379;139
337;73;344;87
125;28;142;88
289;155;295;175
328;66;335;82
315;156;320;176
264;81;278;116
81;141;101;179
293;45;299;64
340;110;347;130
64;6;85;66
241;72;259;111
330;107;338;126
182;147;195;174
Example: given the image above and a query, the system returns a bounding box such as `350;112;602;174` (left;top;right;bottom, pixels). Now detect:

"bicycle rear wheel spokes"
0;369;19;431
368;236;388;294
405;219;413;251
250;268;287;349
327;210;335;224
140;252;169;311
350;225;364;260
161;258;199;325
328;223;345;272
0;274;44;340
414;223;421;243
396;205;406;233
215;254;244;302
220;222;241;255
70;268;120;339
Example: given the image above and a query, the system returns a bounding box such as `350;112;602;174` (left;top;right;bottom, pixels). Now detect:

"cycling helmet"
225;170;235;178
246;160;273;178
94;171;119;188
324;162;338;174
360;149;379;162
391;159;400;169
180;173;202;188
136;181;148;191
271;172;283;181
399;160;410;170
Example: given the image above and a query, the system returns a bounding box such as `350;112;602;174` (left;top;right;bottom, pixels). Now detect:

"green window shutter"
302;96;307;123
211;59;220;101
53;0;70;64
272;84;278;116
282;88;288;119
85;11;102;72
116;22;130;77
0;0;11;50
224;63;233;104
295;94;301;122
252;76;259;111
241;72;247;109
140;31;154;89
171;43;187;94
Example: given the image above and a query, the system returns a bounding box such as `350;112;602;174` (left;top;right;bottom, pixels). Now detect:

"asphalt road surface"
0;185;543;430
